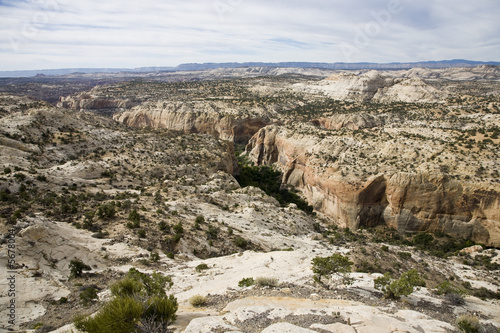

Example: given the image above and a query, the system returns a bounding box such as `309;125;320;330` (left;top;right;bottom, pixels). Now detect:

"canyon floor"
0;66;499;332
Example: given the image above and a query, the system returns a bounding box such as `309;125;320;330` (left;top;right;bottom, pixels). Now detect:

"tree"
374;269;425;299
69;259;91;278
312;254;352;287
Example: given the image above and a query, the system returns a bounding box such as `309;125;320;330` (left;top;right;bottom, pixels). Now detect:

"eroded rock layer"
245;124;500;247
114;101;269;143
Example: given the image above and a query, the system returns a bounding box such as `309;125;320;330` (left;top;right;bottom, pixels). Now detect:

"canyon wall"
245;125;500;247
114;101;269;143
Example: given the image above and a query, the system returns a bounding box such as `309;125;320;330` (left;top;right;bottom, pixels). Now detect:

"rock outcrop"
373;78;446;103
57;93;135;110
114;101;269;143
297;71;447;103
245;125;500;247
313;113;383;130
316;71;394;102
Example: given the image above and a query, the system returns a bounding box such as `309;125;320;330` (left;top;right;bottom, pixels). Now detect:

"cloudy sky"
0;0;499;70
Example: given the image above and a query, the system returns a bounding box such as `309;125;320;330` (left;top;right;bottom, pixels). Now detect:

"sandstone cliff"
245;124;500;247
114;101;270;143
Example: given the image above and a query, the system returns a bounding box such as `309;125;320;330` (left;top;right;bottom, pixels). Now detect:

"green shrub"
413;232;434;247
255;277;279;288
435;280;466;296
144;295;178;326
189;295;207;307
206;225;220;240
75;268;177;333
150;252;160;262
195;215;205;223
456;315;481;333
97;204;116;220
69;259;91;278
374;269;425;299
137;229;146;238
238;277;255;288
111;278;143;297
74;296;144;333
234;236;248;249
311;254;352;284
80;287;98;306
173;222;183;235
195;263;209;272
128;209;140;224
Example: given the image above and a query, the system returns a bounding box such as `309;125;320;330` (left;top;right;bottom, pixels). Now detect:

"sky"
0;0;499;71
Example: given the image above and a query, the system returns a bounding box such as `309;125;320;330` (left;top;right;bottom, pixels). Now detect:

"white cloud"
0;0;499;70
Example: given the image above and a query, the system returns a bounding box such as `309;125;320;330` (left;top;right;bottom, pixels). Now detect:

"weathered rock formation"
245;125;500;247
313;113;383;130
297;71;447;103
114;101;269;143
57;93;135;110
373;78;446;103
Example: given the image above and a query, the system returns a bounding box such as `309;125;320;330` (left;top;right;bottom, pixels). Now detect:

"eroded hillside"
0;67;499;333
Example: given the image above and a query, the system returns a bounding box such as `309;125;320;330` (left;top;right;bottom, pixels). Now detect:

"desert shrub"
435;280;466;296
374;269;425;299
144;295;178;326
137;229;146;238
75;268;177;333
413;232;434;248
357;260;377;273
456;315;481;333
238;277;255;288
445;293;466;306
255;277;279;288
74;296;144;333
111;277;143;297
97;204;116;220
195;263;209;272
173;233;182;243
80;287;98;306
158;221;169;232
173;222;183;235
128;209;140;224
150;252;160;262
126;209;141;229
69;259;91;278
397;251;412;260
311;253;352;285
189;295;207;307
195;215;205;223
206;225;220;240
234;236;248;249
472;287;500;300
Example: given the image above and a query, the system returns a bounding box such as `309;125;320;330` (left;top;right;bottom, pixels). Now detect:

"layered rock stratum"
245;124;500;247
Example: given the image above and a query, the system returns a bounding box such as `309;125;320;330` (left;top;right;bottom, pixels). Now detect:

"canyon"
0;66;499;333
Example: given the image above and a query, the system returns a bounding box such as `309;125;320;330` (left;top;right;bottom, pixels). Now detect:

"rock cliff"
57;93;135;110
245;124;500;247
114;101;270;143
